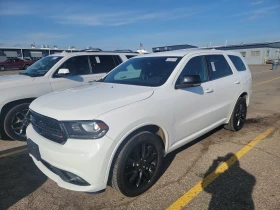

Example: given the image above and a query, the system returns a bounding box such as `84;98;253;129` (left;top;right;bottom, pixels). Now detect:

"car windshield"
21;56;63;77
103;56;182;87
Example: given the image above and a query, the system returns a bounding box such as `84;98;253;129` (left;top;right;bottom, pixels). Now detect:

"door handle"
205;88;213;93
234;81;240;84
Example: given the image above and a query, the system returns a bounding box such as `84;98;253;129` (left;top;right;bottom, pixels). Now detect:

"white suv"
27;49;252;197
0;51;137;141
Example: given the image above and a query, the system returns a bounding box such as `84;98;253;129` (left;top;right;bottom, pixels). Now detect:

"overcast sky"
0;0;279;51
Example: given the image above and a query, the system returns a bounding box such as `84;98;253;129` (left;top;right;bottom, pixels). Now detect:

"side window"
59;56;90;76
113;55;123;65
177;55;209;84
228;55;246;71
207;55;233;80
89;55;117;74
126;55;136;59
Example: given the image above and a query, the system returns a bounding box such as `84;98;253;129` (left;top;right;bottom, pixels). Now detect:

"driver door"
50;55;94;91
4;59;13;69
173;55;216;145
13;58;22;68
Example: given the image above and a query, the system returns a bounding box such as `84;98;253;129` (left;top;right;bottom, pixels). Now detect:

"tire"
3;103;31;141
224;97;247;131
24;65;29;70
112;131;164;197
0;66;5;71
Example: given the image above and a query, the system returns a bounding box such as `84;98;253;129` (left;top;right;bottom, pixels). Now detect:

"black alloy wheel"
112;131;163;197
234;102;246;129
124;142;158;188
224;97;247;131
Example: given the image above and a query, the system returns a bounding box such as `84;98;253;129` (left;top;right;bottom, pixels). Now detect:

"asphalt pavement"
0;65;280;210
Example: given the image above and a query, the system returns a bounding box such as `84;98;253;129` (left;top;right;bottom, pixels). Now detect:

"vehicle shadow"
202;153;256;210
159;126;223;179
0;151;47;209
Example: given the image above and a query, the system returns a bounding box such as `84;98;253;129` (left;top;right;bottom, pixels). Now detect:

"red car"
0;58;33;71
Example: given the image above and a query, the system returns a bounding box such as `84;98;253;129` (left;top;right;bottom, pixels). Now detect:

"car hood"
30;82;154;121
0;74;35;88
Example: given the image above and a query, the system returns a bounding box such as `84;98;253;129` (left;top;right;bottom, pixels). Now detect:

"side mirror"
175;75;201;89
57;68;70;76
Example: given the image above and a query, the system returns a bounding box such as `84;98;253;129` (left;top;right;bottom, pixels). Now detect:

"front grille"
30;110;67;144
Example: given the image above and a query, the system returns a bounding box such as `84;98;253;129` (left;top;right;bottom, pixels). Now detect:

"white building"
210;41;280;64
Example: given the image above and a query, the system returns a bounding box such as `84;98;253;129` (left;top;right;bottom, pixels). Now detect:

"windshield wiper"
96;75;109;82
96;77;105;82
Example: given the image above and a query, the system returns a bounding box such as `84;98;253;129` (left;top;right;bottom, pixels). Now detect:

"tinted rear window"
207;55;233;80
228;55;247;71
89;55;117;74
113;55;123;65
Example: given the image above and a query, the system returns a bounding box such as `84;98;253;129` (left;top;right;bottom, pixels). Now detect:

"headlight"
62;120;109;139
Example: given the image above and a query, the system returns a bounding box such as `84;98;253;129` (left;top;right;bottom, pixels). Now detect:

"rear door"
88;55;119;81
227;54;252;88
206;54;242;122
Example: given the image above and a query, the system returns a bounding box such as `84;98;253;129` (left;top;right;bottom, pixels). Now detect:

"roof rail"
113;49;134;53
80;48;102;52
77;49;139;54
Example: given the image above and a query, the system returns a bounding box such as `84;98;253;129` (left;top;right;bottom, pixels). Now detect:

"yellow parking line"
167;128;274;210
0;148;28;158
253;77;280;87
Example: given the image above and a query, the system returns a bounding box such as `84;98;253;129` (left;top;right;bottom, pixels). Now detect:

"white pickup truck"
0;51;137;141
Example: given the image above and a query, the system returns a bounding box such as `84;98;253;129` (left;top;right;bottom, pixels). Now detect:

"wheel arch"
226;92;248;124
105;123;168;186
239;92;249;106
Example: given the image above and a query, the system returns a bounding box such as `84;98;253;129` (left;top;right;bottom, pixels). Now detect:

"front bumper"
26;125;114;192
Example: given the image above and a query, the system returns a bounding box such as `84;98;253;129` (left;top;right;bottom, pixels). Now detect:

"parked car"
0;58;34;71
266;59;274;64
0;51;138;141
27;49;252;196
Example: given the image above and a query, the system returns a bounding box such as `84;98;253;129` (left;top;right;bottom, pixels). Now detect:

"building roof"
49;51;139;58
138;48;226;57
207;40;280;50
